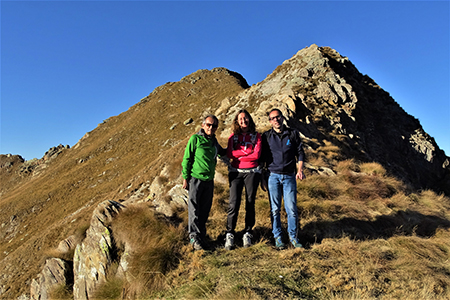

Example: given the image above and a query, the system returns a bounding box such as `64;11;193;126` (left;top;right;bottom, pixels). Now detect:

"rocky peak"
217;44;449;193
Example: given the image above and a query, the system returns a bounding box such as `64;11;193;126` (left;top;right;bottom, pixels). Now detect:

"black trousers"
188;177;214;240
226;171;261;234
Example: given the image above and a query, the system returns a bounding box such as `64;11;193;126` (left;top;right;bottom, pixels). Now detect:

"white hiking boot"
225;233;235;250
243;232;252;248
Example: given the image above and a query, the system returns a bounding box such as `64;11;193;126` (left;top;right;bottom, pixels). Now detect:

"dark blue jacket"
261;127;305;175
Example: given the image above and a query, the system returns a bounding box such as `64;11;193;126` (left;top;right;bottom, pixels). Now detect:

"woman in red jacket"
224;109;262;250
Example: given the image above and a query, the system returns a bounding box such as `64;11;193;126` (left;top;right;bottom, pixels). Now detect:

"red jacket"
227;132;262;169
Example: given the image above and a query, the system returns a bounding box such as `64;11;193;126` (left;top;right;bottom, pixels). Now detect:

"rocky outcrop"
181;67;249;89
31;189;187;299
0;215;20;245
0;154;25;169
149;177;189;217
73;200;124;300
57;235;78;254
42;144;70;163
0;144;70;179
30;258;72;300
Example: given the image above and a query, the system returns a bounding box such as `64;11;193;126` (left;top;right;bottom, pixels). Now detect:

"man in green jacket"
182;115;226;250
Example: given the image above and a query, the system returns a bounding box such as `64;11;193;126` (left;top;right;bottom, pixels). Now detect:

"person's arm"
217;140;227;157
181;136;196;189
295;131;306;181
239;133;262;163
182;178;189;190
226;134;234;159
228;134;250;159
260;132;269;192
296;160;305;180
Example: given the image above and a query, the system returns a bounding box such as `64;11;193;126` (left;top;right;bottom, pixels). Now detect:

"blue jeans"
268;173;298;241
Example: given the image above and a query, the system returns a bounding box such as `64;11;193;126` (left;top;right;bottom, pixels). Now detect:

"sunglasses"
205;123;218;128
269;115;282;121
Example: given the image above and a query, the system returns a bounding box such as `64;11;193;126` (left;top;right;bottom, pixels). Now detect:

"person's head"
268;108;284;132
202;114;219;136
231;109;256;134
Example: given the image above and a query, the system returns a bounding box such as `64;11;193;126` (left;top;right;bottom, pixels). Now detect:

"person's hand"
182;179;189;190
296;170;305;181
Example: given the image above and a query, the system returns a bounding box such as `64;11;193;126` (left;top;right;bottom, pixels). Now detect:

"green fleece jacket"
182;129;225;181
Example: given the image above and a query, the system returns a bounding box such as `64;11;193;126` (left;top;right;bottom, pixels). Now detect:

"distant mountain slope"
0;67;249;298
0;45;448;299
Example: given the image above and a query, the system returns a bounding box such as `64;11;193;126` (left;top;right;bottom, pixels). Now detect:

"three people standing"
182;108;305;251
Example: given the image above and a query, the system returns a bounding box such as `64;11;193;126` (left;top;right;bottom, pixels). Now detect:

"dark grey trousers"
226;171;261;234
188;177;214;240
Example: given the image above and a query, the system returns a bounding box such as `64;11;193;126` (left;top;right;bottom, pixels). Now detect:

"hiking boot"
290;238;303;248
275;236;285;249
190;236;203;251
225;233;235;250
243;232;252;248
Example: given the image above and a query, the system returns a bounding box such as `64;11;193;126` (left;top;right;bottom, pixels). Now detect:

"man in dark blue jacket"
261;108;305;249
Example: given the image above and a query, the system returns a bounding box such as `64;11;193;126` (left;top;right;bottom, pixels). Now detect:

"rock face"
73;200;124;300
0;154;25;169
0;144;69;181
30;258;72;300
31;185;187;300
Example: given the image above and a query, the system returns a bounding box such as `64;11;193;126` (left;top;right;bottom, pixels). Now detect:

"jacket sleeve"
260;131;269;168
294;130;305;162
181;135;196;180
226;134;235;159
228;133;248;159
217;139;227;157
238;132;262;163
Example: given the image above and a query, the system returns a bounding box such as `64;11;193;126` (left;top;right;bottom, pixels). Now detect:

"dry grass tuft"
306;140;342;168
111;203;185;296
416;190;450;215
92;276;124;300
360;162;387;176
48;283;73;300
335;159;360;173
306;233;450;299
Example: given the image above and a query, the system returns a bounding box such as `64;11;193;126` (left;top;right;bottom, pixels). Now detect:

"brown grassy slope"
0;68;248;299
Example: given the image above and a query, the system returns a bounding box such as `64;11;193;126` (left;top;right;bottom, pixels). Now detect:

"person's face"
202;117;218;136
237;112;250;132
268;111;283;130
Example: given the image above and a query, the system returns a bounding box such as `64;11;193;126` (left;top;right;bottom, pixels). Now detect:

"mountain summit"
1;45;449;299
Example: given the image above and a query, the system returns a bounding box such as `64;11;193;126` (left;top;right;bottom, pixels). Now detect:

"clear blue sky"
1;0;449;160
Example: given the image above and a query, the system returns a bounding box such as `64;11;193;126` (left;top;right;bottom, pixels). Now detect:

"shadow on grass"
203;210;450;251
299;210;450;248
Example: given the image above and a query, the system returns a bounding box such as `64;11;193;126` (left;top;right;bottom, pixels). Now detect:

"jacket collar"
198;128;215;139
268;125;290;137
